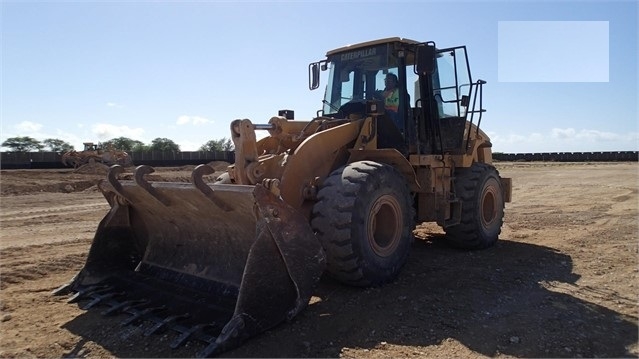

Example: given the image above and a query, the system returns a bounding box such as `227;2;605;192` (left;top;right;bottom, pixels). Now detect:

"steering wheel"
337;99;368;119
372;90;385;101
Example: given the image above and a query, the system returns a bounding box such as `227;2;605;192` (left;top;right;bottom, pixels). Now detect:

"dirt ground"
0;161;637;358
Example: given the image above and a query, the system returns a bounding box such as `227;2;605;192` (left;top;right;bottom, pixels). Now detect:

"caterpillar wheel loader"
55;37;511;357
61;142;133;169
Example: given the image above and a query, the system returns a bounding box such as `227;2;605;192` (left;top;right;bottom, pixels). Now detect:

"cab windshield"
322;44;396;115
321;43;422;117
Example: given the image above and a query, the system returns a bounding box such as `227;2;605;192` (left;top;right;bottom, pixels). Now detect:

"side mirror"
309;62;321;90
416;44;436;75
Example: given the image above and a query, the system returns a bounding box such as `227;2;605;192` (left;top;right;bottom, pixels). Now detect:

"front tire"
445;163;505;249
311;161;415;286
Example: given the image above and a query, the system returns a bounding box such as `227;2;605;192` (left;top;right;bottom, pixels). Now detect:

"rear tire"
445;163;505;249
311;161;415;286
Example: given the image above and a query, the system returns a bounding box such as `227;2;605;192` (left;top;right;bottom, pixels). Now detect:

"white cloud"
491;128;639;153
106;102;123;108
550;128;576;139
91;123;145;141
15;121;43;132
176;115;214;126
177;139;205;151
489;132;543;146
575;129;624;142
551;128;633;142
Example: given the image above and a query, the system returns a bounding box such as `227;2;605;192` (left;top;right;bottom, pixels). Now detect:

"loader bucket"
55;164;325;357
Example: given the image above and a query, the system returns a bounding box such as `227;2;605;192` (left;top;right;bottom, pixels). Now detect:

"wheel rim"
367;194;402;257
481;180;499;228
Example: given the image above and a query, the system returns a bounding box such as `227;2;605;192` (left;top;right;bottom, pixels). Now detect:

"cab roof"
325;37;421;56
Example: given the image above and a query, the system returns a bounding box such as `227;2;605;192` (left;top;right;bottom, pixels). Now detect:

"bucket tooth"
119;300;151;317
144;313;190;336
66;292;82;304
67;284;110;303
81;290;124;310
197;341;220;358
192;164;233;211
101;299;148;316
120;305;167;326
134;165;170;206
170;323;216;349
52;281;74;296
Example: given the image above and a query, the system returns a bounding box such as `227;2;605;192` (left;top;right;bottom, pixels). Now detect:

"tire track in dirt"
0;193;108;249
1;239;89;290
0;202;108;222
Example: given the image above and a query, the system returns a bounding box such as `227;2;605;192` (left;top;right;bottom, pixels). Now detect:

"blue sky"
1;0;637;153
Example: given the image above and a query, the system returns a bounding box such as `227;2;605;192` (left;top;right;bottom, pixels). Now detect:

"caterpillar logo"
340;48;377;61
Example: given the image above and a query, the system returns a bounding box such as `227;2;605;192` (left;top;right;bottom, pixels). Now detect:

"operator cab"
309;37;485;156
83;142;99;151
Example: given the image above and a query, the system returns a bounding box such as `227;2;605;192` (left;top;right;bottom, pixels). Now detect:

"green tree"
199;137;234;151
103;137;145;151
43;138;74;152
1;136;44;152
149;137;180;152
131;142;151;152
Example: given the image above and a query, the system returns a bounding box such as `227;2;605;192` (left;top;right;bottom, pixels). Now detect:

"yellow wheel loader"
56;37;511;357
61;142;133;169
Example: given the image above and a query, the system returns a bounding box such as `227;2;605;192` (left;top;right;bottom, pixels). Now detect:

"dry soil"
0;162;637;358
